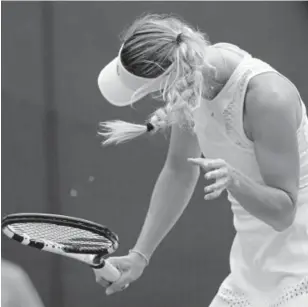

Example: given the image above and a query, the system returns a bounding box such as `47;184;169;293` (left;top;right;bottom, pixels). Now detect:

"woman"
96;14;308;306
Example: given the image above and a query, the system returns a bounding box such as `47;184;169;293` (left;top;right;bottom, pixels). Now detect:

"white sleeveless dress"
193;43;308;306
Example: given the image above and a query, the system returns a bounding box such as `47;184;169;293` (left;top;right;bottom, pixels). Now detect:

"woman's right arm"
132;124;202;260
99;124;201;294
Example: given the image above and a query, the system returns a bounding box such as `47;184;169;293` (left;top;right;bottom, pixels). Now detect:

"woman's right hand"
94;252;148;295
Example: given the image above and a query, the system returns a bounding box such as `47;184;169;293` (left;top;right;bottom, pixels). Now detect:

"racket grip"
92;259;121;283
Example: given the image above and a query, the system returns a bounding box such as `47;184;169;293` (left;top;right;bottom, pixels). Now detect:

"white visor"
98;45;173;107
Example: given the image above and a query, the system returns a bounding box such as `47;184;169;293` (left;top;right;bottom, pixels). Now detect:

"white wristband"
129;249;150;266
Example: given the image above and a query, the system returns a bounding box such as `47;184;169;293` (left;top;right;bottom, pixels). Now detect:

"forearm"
133;165;200;260
228;168;296;231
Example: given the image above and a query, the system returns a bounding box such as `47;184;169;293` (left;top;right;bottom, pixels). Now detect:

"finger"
121;284;130;291
106;283;129;295
93;268;112;287
93;258;122;287
188;158;225;171
106;272;131;295
204;178;229;194
187;158;207;168
106;282;130;295
205;168;228;180
204;189;223;200
96;277;111;288
105;257;123;268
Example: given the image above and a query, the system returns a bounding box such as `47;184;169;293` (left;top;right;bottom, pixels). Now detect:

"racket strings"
10;222;113;250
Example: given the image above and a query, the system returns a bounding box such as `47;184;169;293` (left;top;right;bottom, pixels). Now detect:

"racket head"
2;213;119;258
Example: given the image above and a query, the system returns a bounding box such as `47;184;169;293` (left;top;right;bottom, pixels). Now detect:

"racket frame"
2;213;121;282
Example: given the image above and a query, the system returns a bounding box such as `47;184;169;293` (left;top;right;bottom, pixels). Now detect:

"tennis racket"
1;213;121;282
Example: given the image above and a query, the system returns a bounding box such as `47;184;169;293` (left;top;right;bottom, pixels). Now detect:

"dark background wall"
2;2;308;307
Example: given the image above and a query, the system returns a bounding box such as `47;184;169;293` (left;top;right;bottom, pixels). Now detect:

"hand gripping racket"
1;213;121;282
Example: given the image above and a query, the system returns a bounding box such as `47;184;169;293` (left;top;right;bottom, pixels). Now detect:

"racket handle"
92;259;121;283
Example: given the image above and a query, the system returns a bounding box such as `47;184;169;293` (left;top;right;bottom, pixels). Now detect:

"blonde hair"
99;13;216;146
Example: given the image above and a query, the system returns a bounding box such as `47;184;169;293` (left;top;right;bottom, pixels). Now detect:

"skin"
189;73;300;231
95;46;302;295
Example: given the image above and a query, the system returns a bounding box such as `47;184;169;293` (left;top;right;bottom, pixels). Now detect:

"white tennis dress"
193;43;308;306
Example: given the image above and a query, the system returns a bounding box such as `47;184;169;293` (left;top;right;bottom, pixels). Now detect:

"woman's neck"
204;45;240;100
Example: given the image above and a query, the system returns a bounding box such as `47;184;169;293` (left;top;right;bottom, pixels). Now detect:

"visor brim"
97;57;148;107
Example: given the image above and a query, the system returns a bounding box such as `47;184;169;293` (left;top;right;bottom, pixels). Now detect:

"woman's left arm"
189;76;300;232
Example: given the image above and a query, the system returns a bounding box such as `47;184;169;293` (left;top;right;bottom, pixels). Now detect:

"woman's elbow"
272;203;297;232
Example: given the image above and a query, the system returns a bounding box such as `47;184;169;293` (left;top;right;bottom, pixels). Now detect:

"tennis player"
95;14;308;306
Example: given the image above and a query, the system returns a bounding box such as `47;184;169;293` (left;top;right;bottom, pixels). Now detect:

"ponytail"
99;107;171;145
99;120;149;146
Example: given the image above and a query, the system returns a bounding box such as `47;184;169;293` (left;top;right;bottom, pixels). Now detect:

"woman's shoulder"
212;42;243;51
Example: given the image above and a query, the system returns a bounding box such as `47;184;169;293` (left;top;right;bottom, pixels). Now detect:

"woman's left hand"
188;157;235;200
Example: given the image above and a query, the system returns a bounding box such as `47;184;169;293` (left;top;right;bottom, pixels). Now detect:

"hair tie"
176;33;183;45
146;122;155;132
